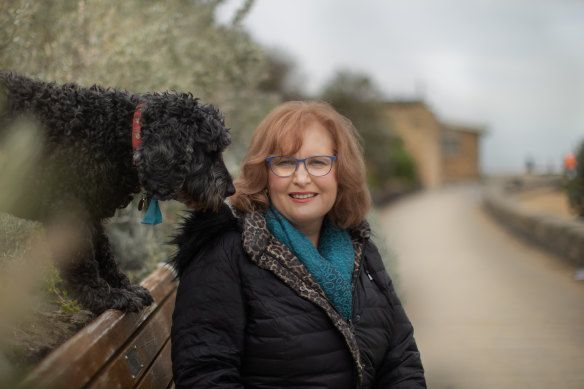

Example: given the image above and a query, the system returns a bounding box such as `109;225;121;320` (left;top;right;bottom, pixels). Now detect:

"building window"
442;131;460;156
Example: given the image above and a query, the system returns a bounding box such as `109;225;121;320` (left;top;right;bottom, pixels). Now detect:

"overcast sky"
218;0;583;174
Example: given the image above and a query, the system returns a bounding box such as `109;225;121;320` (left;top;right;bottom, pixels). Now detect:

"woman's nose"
292;161;311;183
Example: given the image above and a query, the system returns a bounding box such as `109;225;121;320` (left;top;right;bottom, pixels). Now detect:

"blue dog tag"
142;198;163;225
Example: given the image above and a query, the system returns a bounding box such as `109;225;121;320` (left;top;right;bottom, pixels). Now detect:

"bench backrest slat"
88;290;176;388
135;340;172;389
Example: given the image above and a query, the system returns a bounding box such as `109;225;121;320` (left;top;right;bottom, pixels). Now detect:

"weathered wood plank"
23;264;178;389
88;291;176;388
135;340;173;389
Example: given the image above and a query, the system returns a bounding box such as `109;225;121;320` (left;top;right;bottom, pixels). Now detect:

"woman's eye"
275;159;295;166
308;158;328;167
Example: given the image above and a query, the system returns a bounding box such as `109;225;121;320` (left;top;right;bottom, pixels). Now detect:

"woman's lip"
289;192;318;203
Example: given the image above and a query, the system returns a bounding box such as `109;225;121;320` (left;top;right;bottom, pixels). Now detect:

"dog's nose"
225;183;235;197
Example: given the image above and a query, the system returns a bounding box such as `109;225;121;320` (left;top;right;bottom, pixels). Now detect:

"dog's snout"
225;182;235;197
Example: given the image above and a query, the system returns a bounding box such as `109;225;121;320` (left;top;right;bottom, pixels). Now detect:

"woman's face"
268;122;338;235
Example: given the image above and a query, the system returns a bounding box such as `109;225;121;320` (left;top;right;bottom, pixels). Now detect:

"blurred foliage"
0;120;43;212
0;214;40;264
106;199;187;281
257;48;306;101
0;121;44;276
320;71;417;193
566;139;584;218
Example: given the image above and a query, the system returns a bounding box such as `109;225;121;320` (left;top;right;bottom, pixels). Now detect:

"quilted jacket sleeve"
366;242;427;389
171;231;246;388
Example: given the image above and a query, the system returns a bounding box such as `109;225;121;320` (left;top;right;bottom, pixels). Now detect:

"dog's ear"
134;116;190;201
191;104;231;152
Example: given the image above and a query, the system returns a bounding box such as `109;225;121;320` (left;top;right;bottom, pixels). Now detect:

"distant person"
171;101;426;388
564;152;577;180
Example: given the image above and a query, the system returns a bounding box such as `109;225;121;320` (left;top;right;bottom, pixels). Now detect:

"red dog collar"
132;103;146;154
132;102;162;224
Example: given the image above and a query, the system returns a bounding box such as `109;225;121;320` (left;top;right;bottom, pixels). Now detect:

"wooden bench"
23;264;178;389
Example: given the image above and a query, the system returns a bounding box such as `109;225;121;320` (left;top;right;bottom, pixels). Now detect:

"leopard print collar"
240;207;371;383
240;207;370;262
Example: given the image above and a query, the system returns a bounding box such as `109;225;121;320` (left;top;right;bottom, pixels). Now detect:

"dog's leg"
48;206;153;314
59;233;152;315
93;223;153;307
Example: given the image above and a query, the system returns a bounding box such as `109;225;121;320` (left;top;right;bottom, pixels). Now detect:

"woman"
171;101;426;388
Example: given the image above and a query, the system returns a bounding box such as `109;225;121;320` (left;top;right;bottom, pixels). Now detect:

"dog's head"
134;92;235;211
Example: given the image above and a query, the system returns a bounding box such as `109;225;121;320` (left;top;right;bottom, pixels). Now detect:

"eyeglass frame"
265;155;337;177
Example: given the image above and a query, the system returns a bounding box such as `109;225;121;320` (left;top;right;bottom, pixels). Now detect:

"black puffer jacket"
171;204;426;388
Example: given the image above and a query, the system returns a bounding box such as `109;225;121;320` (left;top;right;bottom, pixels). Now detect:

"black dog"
0;71;234;314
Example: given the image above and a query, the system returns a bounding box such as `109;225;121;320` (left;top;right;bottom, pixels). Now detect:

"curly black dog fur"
0;71;234;314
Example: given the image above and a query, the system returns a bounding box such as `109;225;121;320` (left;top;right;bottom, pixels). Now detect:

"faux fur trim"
170;202;239;278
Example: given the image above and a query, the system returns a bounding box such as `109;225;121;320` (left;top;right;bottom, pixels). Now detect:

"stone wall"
483;176;584;267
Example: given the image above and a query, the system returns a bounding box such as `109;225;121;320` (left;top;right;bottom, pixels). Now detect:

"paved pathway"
379;183;584;389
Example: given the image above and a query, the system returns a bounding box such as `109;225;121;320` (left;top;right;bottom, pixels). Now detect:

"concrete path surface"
379;182;584;389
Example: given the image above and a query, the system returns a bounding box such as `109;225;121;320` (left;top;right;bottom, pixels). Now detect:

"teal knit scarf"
265;207;354;320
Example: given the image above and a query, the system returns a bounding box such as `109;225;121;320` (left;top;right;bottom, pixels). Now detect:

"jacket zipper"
365;268;373;281
361;248;374;282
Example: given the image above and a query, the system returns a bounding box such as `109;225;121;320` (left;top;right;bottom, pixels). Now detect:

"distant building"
384;100;485;189
383;101;442;188
440;123;484;182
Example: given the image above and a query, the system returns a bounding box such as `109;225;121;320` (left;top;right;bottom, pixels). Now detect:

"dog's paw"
128;284;154;307
94;287;153;313
117;285;154;313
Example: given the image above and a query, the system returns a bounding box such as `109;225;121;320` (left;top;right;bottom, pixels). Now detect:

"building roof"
441;122;488;136
384;99;488;135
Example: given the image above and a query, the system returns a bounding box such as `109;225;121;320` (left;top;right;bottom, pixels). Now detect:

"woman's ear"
134;118;190;200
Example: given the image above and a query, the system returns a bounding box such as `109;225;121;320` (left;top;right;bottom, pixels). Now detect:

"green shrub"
44;264;80;313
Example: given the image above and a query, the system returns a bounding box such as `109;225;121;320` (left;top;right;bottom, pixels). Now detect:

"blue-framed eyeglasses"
266;155;337;177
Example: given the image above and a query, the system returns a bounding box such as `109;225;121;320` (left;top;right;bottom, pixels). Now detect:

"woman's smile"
289;192;318;202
